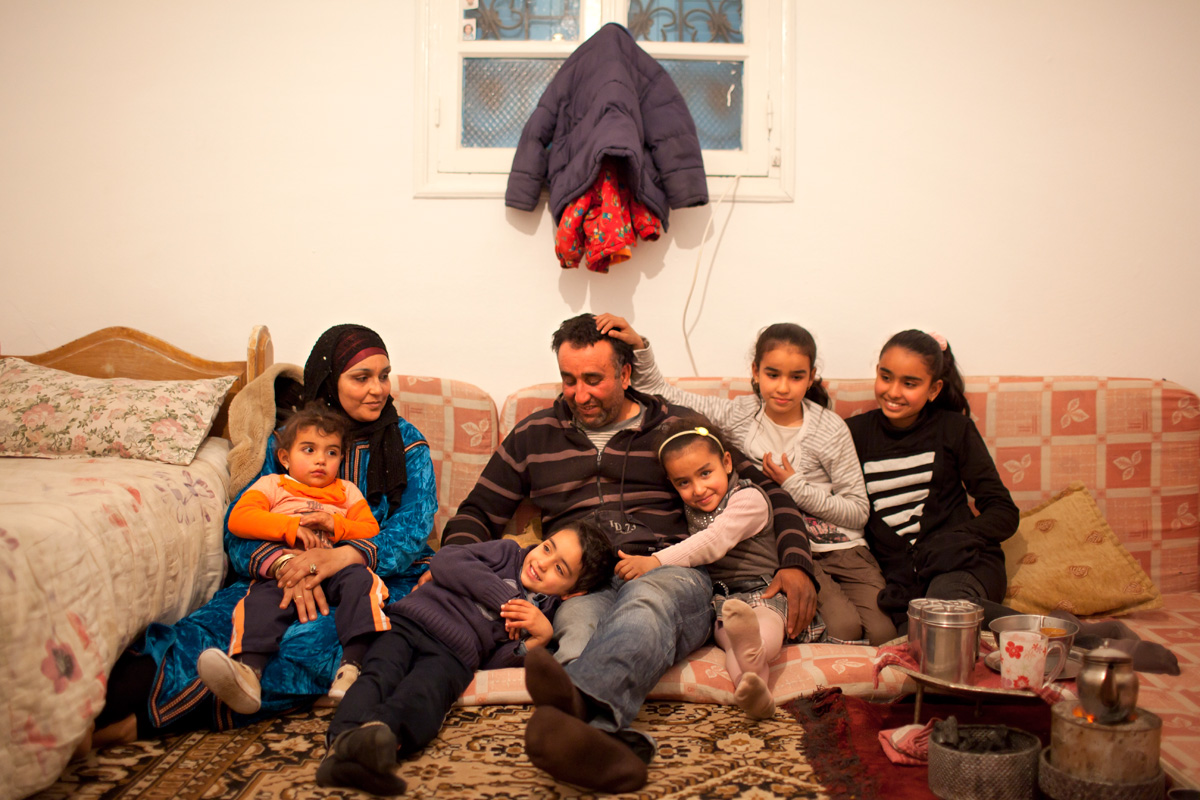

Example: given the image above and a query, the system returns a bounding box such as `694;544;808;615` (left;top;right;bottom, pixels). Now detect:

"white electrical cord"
681;175;742;375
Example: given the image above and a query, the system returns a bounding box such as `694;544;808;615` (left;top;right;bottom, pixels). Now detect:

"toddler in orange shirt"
197;403;388;715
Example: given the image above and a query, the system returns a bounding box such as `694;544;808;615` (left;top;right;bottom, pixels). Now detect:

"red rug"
784;688;1054;800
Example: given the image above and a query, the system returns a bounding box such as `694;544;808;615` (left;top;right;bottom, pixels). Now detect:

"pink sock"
715;600;784;719
715;599;783;685
734;672;776;719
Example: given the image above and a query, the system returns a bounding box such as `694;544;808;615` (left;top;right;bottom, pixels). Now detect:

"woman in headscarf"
94;325;437;738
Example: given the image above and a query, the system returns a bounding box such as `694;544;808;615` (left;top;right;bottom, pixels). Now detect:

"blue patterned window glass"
660;60;742;150
627;0;743;43
462;59;564;148
463;0;581;42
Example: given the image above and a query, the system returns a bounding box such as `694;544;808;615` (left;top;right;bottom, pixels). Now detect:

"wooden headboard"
4;326;273;438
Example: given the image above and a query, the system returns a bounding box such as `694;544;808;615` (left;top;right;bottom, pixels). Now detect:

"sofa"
386;372;1200;785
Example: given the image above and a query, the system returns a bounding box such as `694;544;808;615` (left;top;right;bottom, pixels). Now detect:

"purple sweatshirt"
388;539;558;672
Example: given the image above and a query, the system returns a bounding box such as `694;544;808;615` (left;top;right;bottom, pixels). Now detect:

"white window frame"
413;0;795;202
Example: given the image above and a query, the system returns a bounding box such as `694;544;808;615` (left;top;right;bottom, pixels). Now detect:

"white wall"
3;1;1198;406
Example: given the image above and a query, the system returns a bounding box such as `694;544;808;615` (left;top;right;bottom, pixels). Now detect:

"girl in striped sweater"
596;315;896;645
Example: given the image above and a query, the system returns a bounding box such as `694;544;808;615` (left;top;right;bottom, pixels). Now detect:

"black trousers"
233;563;387;656
327;615;474;758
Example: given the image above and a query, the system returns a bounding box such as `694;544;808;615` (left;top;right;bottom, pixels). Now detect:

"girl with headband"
596;314;893;646
616;417;784;720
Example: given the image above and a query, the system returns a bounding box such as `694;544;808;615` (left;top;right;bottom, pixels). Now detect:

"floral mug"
999;630;1066;690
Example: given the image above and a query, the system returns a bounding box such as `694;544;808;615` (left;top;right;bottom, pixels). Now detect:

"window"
414;1;795;201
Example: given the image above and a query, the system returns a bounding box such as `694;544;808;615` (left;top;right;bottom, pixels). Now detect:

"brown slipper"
524;647;586;719
525;706;648;793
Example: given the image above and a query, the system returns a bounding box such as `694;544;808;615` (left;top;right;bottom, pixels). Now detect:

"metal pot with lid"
908;598;984;684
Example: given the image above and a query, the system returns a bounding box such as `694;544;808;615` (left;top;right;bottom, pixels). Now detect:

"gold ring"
309;563;317;575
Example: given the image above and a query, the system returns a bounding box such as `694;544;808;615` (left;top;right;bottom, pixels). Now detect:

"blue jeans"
550;586;612;665
556;566;713;736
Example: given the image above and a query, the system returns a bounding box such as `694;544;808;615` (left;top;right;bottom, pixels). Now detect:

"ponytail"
937;342;969;416
880;330;970;416
806;379;831;409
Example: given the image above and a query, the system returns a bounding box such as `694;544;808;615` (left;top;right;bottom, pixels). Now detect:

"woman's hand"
276;546;366;623
614;551;661;581
500;599;552;649
762;452;796;484
594;314;646;350
299;511;337;533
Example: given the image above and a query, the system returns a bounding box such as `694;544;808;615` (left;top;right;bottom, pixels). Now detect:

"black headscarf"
302;324;407;509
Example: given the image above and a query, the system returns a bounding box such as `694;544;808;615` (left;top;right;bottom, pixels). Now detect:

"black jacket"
505;23;708;229
846;406;1019;616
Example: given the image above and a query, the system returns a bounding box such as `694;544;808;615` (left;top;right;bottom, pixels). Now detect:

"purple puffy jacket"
504;23;708;230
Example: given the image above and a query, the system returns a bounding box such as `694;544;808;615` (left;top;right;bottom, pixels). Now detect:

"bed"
0;326;273;800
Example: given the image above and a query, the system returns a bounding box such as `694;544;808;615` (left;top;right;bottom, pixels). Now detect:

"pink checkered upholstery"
455;642;910;707
499;376;1200;594
1118;592;1200;783
491;377;1200;781
389;376;498;546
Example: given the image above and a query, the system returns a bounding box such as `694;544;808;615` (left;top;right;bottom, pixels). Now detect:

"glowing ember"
1072;706;1097;723
1070;705;1137;724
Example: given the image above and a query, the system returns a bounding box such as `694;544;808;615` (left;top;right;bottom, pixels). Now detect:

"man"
441;313;818;792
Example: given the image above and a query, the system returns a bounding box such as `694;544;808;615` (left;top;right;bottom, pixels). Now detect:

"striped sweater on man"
441;388;815;583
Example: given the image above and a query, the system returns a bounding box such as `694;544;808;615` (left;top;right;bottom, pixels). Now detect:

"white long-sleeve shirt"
632;343;870;553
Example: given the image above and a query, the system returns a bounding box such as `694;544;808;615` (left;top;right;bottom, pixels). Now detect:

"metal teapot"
1076;646;1138;724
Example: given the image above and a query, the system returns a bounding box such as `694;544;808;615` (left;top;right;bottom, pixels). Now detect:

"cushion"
1001;481;1163;616
0;357;236;465
454;643;915;707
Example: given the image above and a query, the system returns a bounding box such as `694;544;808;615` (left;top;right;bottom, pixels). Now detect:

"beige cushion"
1002;481;1163;616
0;357;235;465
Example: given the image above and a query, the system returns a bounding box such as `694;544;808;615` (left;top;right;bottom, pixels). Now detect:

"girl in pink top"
616;418;783;719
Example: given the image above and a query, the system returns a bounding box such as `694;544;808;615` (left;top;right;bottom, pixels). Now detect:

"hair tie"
927;331;948;352
657;426;724;460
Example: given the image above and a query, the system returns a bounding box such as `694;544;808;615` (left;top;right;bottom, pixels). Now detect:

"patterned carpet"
29;594;1200;799
34;700;871;800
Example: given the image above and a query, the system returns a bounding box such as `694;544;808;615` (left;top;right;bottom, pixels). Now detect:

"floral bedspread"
0;439;231;800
